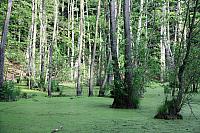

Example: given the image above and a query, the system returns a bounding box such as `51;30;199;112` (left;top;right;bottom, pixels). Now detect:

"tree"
47;0;58;96
76;0;84;96
39;0;46;89
155;0;199;119
0;0;13;88
123;0;138;108
89;0;101;96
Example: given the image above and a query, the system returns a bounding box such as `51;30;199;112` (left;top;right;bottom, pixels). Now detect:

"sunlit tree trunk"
116;0;122;58
48;0;58;96
71;0;75;80
32;0;37;82
39;0;46;89
85;0;91;82
0;0;13;88
136;0;144;65
160;0;166;82
76;0;84;96
89;0;101;96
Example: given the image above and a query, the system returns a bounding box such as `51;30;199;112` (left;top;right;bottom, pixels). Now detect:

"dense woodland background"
0;0;200;123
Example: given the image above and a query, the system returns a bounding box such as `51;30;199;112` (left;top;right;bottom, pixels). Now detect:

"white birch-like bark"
89;0;101;96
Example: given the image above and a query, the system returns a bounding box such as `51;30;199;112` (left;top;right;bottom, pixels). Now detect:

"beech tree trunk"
0;0;13;88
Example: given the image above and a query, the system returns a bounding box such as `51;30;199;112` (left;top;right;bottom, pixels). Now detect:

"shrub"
0;81;21;102
51;80;61;92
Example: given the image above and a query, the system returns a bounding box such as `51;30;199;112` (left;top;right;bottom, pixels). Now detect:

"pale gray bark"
48;0;58;96
71;0;75;80
160;0;166;82
89;0;101;96
76;0;84;96
39;0;46;87
0;0;13;88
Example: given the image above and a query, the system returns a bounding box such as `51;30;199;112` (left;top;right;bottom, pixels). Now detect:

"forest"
0;0;200;132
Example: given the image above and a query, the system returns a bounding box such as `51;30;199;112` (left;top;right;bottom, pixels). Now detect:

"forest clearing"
0;0;200;132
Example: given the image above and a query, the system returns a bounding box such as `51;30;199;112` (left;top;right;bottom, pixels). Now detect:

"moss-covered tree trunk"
123;0;138;108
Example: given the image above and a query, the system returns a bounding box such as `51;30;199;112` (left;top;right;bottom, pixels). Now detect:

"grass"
0;83;200;133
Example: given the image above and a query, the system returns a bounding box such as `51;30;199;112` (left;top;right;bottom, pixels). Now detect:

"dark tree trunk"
47;44;52;96
0;0;12;88
123;0;138;108
110;0;124;107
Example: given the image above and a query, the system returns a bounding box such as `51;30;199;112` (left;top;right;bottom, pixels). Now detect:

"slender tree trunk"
71;0;75;80
136;0;144;65
47;43;52;96
176;0;198;112
76;0;84;96
32;0;37;82
39;0;46;89
89;0;101;96
155;0;199;119
160;1;166;82
0;0;13;88
116;0;122;58
47;0;58;96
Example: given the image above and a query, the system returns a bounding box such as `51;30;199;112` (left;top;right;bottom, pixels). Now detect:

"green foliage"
5;49;26;65
50;80;61;92
0;81;21;102
133;67;147;96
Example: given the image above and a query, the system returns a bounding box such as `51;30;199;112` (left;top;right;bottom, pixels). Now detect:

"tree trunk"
71;0;75;80
155;0;199;119
0;0;13;88
32;0;37;82
110;0;124;108
89;0;101;96
47;0;58;96
160;1;166;82
135;0;144;65
76;0;84;96
123;0;138;108
39;0;46;89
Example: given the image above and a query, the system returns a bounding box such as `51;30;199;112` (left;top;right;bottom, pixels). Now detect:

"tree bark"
71;0;75;80
123;0;138;108
39;0;46;89
0;0;12;88
110;0;124;108
89;0;101;96
160;1;166;82
76;0;84;96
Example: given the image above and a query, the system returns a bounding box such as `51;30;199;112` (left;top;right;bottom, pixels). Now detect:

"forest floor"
0;82;200;133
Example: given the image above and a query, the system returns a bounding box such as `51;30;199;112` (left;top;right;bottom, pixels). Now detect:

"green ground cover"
0;83;200;133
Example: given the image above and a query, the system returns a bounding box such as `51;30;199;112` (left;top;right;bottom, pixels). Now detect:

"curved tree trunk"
155;0;199;119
